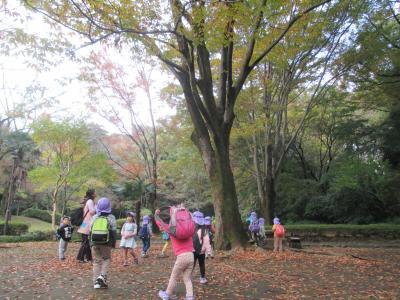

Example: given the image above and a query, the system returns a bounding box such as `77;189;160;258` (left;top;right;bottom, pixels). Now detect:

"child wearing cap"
120;211;139;265
192;211;211;284
57;216;74;260
248;211;260;243
90;197;117;289
155;205;195;300
272;217;285;252
139;215;153;257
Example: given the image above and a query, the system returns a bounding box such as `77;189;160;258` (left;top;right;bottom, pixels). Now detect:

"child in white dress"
120;212;139;266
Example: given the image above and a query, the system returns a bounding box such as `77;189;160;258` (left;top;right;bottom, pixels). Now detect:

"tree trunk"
204;137;247;250
3;158;18;235
51;189;59;230
148;191;159;233
135;200;141;232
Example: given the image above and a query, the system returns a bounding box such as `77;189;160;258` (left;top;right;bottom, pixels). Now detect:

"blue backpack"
139;224;149;239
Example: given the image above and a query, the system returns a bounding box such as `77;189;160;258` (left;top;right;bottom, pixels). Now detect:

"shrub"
0;231;53;243
116;218;126;229
303;188;386;224
22;209;61;223
0;221;29;235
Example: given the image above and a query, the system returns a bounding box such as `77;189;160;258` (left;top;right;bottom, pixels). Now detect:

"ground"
0;240;399;299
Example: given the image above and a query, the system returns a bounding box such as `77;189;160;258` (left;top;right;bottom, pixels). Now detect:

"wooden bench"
288;236;302;249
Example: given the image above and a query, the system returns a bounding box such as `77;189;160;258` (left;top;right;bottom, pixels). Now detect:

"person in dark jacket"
57;216;74;260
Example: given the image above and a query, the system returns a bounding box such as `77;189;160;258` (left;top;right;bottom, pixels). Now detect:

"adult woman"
76;188;96;263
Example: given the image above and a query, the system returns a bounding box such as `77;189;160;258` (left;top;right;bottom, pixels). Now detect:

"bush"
303;188;386;224
0;221;29;235
22;209;61;223
116;218;126;229
0;231;53;243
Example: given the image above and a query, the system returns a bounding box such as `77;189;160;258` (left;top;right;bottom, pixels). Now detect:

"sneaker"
134;258;139;264
94;277;101;289
123;261;129;266
94;275;108;289
185;297;195;300
200;277;207;284
158;290;170;300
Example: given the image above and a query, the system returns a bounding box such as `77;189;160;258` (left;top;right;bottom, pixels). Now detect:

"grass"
0;216;52;232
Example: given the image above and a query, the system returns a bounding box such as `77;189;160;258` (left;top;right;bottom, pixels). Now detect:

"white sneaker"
200;277;207;284
94;275;108;289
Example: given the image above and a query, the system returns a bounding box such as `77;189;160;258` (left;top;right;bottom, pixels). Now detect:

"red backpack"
275;224;285;237
169;207;195;240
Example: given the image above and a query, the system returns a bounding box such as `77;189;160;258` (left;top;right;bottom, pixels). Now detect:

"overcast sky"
0;2;174;134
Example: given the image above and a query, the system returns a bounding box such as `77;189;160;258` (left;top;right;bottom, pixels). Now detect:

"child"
90;197;117;289
193;212;211;284
155;205;195;300
248;211;260;243
139;215;152;257
272;217;285;252
258;217;266;239
120;212;139;266
160;230;170;257
204;216;215;258
57;216;74;260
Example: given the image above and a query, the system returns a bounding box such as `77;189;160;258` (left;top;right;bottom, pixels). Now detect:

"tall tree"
81;52;159;214
25;0;341;249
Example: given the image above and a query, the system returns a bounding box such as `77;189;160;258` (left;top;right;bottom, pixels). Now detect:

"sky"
0;1;175;134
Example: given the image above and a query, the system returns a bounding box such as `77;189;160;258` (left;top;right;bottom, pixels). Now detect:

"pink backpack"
169;207;195;240
275;224;285;237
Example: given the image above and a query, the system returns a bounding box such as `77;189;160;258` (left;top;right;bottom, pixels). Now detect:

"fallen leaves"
0;241;399;299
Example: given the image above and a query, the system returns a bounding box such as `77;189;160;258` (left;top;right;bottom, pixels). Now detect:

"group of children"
55;199;283;299
247;211;285;252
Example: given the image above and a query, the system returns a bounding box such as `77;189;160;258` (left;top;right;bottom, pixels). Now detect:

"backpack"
71;207;89;226
139;224;149;239
275;224;285;237
249;219;260;233
55;230;61;241
169;207;195;240
90;216;110;245
193;229;203;256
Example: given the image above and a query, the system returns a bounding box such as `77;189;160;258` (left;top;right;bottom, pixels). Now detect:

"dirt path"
0;241;399;299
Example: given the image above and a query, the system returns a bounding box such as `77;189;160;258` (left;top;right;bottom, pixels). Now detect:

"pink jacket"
155;219;194;256
77;199;96;235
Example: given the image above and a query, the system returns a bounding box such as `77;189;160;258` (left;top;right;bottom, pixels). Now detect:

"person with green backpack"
90;197;117;289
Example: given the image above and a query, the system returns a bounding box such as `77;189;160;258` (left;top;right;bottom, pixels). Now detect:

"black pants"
77;234;92;261
193;253;206;278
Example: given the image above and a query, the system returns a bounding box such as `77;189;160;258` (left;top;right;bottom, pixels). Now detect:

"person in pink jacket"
76;188;96;263
155;206;195;300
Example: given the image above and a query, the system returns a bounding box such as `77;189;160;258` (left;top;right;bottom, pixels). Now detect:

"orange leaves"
0;241;399;299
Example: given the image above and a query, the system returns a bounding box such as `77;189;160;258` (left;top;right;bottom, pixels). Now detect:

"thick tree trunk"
204;138;247;250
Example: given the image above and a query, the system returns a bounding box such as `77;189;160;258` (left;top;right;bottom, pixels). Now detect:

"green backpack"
90;216;110;245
